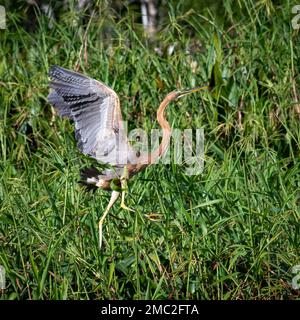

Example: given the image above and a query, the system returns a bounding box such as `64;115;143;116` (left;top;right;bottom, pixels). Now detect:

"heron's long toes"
120;202;135;212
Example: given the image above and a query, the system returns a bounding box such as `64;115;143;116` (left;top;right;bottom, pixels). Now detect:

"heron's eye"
136;151;140;157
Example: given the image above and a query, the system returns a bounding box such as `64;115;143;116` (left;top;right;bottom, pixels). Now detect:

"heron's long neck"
149;95;174;164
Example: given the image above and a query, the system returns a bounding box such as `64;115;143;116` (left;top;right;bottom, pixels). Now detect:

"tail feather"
79;167;101;192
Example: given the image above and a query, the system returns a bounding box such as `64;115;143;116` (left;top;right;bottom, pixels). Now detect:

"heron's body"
48;65;206;248
80;163;147;191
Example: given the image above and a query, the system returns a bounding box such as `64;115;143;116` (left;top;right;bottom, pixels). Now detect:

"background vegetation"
0;0;299;299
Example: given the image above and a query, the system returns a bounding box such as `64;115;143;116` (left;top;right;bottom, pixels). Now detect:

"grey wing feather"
47;65;129;164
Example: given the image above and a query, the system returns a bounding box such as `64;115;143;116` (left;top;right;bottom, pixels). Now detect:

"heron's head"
175;85;209;100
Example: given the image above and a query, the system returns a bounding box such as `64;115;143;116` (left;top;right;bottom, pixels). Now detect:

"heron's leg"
120;166;135;212
98;190;120;249
120;178;135;212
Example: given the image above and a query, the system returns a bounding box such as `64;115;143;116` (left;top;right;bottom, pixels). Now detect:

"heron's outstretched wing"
48;65;129;165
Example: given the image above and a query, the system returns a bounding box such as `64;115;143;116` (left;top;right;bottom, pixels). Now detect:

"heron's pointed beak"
176;85;209;99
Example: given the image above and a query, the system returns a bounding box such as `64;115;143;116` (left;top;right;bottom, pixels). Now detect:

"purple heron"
48;65;207;248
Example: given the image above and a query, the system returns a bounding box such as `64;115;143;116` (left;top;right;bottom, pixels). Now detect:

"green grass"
0;0;299;299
